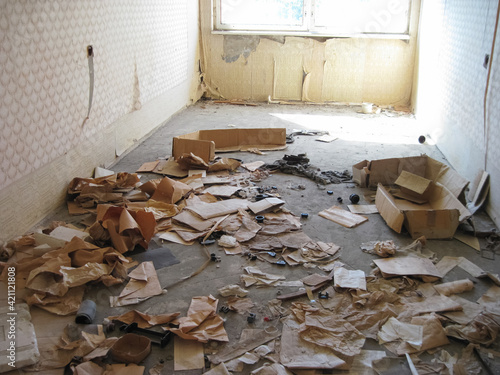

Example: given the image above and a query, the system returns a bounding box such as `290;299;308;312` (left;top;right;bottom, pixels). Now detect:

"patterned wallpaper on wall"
0;0;188;190
437;0;493;152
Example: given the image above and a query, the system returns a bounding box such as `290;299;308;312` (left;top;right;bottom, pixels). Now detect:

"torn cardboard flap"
204;185;242;198
110;261;163;307
376;183;471;239
153;157;188;177
242;161;265;171
172;128;287;162
248;197;285;214
394;170;432;203
177;152;209;170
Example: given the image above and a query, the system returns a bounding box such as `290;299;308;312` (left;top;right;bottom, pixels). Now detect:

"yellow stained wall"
200;0;420;105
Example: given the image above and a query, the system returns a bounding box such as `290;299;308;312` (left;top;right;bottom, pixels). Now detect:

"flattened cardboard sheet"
174;337;205;371
186;199;249;220
136;160;160;173
334;267;367;290
373;257;441;279
319;206;368;228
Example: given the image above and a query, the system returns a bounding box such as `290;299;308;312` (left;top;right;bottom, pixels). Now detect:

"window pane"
220;0;304;27
314;0;410;34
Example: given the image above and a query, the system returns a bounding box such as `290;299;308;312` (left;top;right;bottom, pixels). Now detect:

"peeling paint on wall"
223;35;261;63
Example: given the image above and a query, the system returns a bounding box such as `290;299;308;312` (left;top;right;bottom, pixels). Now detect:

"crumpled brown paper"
68;173;140;194
396;314;449;354
150;176;193;204
280;314;349;370
361;240;397;257
227;297;254;314
25;285;86;315
241;267;285;287
378;317;423;350
168;295;229;342
32;323;107;370
177;152;210;170
93;204;156;253
296;306;365;357
0;234;35;260
208;157;241;172
445;312;500;346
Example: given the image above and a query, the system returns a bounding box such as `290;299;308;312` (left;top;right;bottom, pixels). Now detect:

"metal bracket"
119;322;171;347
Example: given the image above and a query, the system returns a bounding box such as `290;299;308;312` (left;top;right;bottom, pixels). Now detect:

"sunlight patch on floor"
270;112;433;145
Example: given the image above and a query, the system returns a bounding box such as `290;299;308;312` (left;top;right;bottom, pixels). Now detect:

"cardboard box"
375;183;471;239
352;160;370;188
172;128;287;162
352;155;469;199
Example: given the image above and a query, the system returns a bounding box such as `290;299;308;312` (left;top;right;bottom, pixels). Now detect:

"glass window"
214;0;412;37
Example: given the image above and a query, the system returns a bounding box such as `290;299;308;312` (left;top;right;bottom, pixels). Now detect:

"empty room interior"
1;0;500;374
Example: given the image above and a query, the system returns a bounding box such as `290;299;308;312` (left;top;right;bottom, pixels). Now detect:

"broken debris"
264;154;352;184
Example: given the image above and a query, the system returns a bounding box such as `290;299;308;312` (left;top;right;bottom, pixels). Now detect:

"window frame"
213;0;412;40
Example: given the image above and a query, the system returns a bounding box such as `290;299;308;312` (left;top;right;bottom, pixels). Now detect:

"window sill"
212;29;411;40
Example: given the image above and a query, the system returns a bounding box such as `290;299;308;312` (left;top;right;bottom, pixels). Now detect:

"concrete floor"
11;101;500;374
